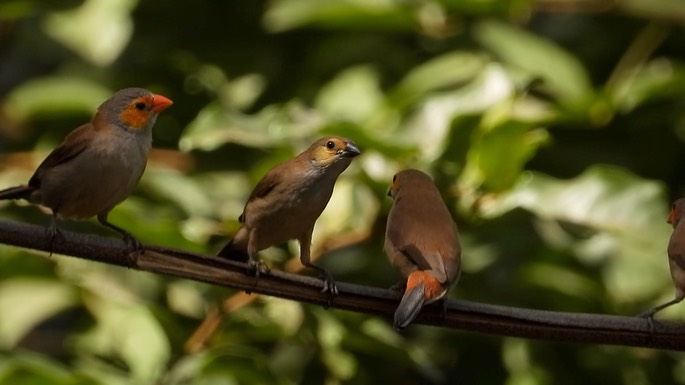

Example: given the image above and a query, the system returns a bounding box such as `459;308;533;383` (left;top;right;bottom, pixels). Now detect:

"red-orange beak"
151;94;173;112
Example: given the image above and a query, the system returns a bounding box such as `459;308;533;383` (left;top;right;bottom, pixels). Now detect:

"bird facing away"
217;136;361;295
0;87;173;249
640;198;685;319
385;169;461;330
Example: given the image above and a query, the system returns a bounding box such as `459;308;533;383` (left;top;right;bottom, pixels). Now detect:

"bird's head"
668;198;685;227
387;169;435;199
97;87;173;132
307;136;360;169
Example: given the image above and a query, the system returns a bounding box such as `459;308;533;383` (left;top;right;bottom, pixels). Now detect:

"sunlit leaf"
264;0;413;32
401;64;515;162
462;120;549;192
263;297;304;336
390;51;488;108
180;102;324;151
142;170;214;217
610;59;685;112
315;65;384;123
75;295;171;384
317;310;357;380
475;20;593;104
483;165;672;304
4;77;111;122
314;177;379;249
0;350;88;385
0;278;77;347
43;0;137;66
523;262;603;298
483;165;667;231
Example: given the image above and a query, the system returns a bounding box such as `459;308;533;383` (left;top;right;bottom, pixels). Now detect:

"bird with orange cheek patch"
217;136;361;296
0;87;173;252
640;198;685;319
385;169;461;330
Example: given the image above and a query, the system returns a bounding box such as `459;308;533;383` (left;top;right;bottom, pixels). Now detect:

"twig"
0;219;683;351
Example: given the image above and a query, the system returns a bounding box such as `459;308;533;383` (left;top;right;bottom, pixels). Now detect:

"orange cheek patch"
119;108;150;131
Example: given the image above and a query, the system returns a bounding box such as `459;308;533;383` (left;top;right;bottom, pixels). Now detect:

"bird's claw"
318;270;338;309
246;259;270;275
122;233;143;268
320;273;338;296
244;259;269;294
636;309;657;334
46;225;65;256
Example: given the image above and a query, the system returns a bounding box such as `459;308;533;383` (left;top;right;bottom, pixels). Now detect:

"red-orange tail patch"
393;271;446;330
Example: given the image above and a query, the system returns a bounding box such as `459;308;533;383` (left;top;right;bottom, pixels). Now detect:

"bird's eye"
326;141;335;149
392;175;397;183
134;102;146;111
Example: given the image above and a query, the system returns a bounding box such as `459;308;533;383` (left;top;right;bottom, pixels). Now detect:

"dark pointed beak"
341;141;361;158
387;188;392;197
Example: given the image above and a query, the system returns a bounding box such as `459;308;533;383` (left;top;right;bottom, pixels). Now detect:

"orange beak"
151;94;173;112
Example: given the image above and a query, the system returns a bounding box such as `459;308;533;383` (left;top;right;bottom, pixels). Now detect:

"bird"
384;169;461;330
0;87;173;252
640;197;685;319
217;136;361;295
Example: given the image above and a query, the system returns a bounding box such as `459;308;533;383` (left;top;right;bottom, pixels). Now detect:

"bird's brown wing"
389;205;459;285
238;166;283;223
28;123;91;188
399;243;433;272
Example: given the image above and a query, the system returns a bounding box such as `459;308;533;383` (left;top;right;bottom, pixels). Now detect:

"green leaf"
263;0;414;32
5;77;111;122
475;20;593;104
316;310;357;380
180;102;323;152
314;178;379;247
0;278;77;347
484;165;667;230
0;350;93;385
74;296;171;385
463;120;550;192
610;59;685;112
315;65;384;124
142;170;214;218
43;0;137;66
484;165;672;304
401;64;517;162
390;51;489;109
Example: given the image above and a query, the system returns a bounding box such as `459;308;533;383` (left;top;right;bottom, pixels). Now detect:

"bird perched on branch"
385;169;461;330
640;198;685;319
0;87;173;251
217;136;361;296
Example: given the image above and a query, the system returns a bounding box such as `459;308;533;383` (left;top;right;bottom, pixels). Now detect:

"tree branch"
0;219;683;351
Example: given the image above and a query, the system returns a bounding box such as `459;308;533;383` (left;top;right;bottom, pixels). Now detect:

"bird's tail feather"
0;185;33;201
217;239;250;262
394;283;425;330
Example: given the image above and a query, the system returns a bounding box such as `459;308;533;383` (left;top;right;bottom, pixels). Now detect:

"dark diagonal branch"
0;219;683;351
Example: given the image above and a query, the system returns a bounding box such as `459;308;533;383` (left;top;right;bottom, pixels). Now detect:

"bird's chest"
246;178;334;245
88;133;150;185
49;132;150;217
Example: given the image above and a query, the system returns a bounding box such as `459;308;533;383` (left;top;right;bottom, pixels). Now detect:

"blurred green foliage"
1;0;685;384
